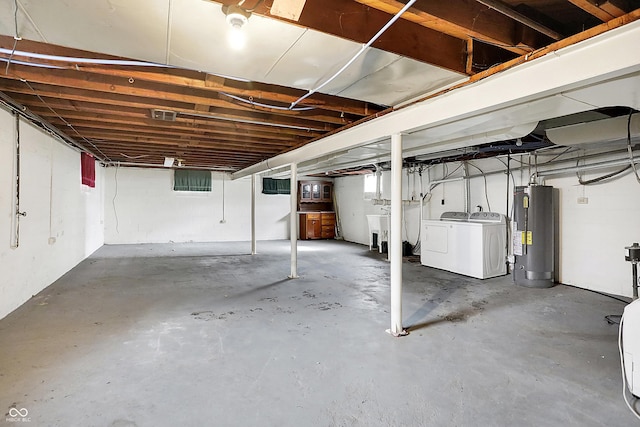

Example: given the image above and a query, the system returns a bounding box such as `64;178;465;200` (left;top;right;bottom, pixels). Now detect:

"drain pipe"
251;173;257;255
10;113;26;249
289;163;299;279
388;133;407;337
505;154;511;273
463;161;471;213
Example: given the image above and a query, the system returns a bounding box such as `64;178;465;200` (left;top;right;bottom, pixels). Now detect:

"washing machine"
421;211;507;279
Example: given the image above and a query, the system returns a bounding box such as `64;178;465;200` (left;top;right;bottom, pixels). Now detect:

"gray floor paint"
0;240;635;426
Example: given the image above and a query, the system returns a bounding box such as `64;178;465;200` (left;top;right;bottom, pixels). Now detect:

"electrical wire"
559;283;631;304
220;92;315;111
496;157;517;189
576;163;631;185
618;313;640;420
112;165;120;234
20;79;112;162
289;0;417;109
626;109;640;185
467;162;491;211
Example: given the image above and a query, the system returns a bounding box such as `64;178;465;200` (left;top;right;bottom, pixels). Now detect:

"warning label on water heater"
513;222;523;256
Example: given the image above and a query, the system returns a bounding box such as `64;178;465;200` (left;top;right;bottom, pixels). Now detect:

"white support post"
388;133;407;337
251;174;257;255
289;163;299;279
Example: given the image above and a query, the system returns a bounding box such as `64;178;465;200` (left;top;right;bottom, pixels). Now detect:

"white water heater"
622;299;640;397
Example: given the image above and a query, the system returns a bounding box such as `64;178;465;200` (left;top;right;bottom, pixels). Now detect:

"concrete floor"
0;240;635;426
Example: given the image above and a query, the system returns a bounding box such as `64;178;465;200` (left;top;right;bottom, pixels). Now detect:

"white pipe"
289;163;299;279
389;133;406;336
251;173;256;255
290;0;418;109
10;113;20;249
534;155;640;179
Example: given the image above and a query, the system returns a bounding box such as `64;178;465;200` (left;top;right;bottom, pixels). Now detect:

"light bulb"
228;26;246;50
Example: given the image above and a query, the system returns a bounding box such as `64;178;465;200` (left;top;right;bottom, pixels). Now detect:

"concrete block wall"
0;109;104;319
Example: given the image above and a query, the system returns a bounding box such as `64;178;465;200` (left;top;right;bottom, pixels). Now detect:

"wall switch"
441;199;445;205
48;237;56;245
577;197;589;204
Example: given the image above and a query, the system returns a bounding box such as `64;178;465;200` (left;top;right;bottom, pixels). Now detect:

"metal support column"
251;174;256;255
289;163;299;279
388;133;407;336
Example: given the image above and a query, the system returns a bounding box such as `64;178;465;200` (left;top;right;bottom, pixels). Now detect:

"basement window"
364;174;377;200
262;177;290;195
174;169;211;192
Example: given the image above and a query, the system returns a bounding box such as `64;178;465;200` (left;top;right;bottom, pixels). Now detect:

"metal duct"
546;113;640;146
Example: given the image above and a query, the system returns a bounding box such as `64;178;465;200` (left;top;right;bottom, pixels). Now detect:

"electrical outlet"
577;197;589;204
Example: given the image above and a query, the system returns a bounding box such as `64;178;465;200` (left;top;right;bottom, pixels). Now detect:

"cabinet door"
300;183;311;201
322;183;332;201
307;218;321;239
311;183;321;200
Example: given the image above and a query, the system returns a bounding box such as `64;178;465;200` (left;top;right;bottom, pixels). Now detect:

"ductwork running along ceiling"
0;0;639;172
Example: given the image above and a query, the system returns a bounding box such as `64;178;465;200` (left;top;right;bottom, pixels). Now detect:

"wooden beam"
0;81;338;131
0;36;382;116
46;121;296;151
209;0;468;74
568;0;616;21
26;108;319;142
355;0;539;54
0;63;353;125
599;0;628;18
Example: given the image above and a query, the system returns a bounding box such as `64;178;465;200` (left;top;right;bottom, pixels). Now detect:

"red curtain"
81;152;95;188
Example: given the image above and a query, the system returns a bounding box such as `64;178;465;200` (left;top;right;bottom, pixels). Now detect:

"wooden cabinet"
298;180;335;240
320;212;336;239
299;212;335;240
299;181;332;206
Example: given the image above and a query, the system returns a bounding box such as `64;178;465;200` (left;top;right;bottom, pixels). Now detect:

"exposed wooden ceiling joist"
209;0;471;74
354;0;551;54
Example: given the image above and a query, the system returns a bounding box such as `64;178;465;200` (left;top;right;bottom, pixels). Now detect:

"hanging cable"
289;0;418;109
112;164;120;234
467;162;492;212
20;79;112;162
220;92;315;111
627;109;640;185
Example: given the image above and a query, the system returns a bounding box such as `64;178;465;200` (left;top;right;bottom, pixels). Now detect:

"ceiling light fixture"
222;4;251;50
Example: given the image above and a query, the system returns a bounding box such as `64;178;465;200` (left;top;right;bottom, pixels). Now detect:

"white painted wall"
0;109;104;320
104;168;291;244
335;155;640;298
